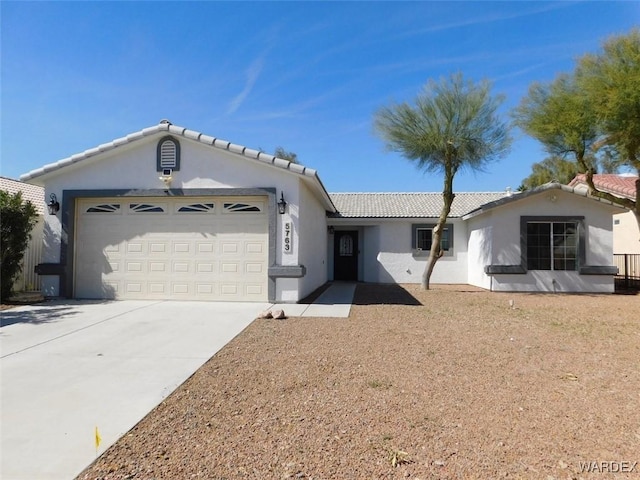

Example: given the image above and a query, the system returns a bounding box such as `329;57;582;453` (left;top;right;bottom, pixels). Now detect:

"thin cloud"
237;86;349;122
493;63;549;83
226;24;281;115
400;2;575;37
227;55;266;115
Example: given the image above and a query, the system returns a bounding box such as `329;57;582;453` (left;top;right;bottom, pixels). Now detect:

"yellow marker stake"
95;426;102;456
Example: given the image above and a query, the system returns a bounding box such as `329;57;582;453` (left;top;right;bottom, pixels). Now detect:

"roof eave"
19;122;336;212
462;182;624;220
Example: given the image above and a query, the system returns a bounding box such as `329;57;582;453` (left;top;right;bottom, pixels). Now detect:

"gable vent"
160;141;177;167
156;136;180;171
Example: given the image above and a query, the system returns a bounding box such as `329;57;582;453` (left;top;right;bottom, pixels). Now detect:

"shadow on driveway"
0;305;78;328
0;300;114;328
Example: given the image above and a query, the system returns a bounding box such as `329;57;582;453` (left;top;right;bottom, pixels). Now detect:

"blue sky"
2;1;638;193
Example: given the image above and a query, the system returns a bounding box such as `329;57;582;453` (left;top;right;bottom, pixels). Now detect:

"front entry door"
334;231;358;281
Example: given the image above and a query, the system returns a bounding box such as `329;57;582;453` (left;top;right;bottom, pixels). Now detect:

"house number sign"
284;222;293;254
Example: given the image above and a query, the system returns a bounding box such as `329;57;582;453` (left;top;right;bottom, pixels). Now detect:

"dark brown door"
333;231;358;281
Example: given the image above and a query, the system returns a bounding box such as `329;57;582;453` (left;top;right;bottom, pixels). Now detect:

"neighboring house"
0;177;46;292
568;173;639;255
20;121;623;300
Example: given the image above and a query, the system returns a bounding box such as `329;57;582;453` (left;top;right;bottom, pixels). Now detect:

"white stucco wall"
294;182;329;300
466;213;493;290
34;134;313;300
332;218;469;284
467;189;619;293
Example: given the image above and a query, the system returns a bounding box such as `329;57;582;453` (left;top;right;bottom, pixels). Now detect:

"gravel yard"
78;284;639;479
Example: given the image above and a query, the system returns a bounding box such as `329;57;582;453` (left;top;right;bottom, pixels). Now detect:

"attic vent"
156;136;180;171
160;141;176;167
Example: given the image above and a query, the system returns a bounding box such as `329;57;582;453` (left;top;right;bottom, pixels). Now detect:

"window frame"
521;216;585;272
411;223;454;256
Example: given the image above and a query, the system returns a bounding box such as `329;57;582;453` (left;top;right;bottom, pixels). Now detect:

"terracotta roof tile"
568;174;638;200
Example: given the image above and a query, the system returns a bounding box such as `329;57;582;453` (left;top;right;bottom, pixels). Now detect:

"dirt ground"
77;284;639;479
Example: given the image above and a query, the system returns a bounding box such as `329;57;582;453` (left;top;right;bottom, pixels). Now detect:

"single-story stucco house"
19;121;623;302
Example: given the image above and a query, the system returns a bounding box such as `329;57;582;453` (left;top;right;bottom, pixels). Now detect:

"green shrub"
1;190;38;300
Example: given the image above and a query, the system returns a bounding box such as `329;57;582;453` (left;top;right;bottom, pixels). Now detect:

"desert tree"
514;29;639;230
513;74;600;175
273;146;298;163
518;155;584;191
575;28;640;224
374;73;511;289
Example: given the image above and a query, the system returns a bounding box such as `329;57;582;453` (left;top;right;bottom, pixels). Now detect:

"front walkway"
270;282;356;318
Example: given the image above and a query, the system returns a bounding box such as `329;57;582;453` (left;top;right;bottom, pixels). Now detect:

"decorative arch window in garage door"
86;204;121;213
129;203;165;213
177;203;215;213
223;202;263;213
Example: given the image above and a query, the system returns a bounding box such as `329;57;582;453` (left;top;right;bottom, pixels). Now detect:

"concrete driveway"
0;299;269;480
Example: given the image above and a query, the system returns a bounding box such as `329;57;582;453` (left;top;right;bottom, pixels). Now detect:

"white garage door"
75;196;268;301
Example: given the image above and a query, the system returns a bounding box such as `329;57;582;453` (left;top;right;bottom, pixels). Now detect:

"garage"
75;196;268;301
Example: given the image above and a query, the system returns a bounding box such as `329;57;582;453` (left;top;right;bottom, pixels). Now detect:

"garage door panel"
245;262;264;274
196;283;216;295
125;282;144;294
125;261;144;272
149;283;166;294
246;285;264;296
172;242;191;254
75;196;268;301
149;242;168;254
149;262;167;272
104;282;119;297
196;262;215;273
197;242;215;253
171;261;191;273
221;242;239;254
105;244;122;254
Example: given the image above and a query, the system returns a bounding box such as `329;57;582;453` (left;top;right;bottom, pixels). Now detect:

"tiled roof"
18;120;336;212
0;177;46;215
568;174;638;200
462;182;623;220
328;192;510;218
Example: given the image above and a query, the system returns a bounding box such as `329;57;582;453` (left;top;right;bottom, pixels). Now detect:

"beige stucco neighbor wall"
1;178;45;292
13;217;44;292
613;210;640;254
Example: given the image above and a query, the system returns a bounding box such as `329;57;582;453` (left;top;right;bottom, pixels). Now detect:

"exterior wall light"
159;168;173;187
277;192;287;215
47;193;60;215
